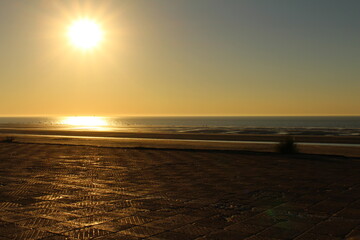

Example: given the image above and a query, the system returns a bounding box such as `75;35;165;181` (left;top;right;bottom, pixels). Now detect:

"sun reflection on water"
61;116;108;130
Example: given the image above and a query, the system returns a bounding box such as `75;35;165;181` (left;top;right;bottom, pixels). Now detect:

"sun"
62;116;108;129
67;18;103;50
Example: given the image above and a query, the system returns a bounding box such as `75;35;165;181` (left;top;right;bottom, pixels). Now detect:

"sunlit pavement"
0;143;359;240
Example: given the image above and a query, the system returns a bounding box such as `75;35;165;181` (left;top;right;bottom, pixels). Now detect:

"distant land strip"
0;128;359;144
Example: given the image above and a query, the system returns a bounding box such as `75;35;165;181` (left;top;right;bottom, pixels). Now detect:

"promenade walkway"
0;143;359;239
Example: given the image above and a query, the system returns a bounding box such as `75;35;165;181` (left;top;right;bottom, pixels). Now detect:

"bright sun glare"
67;19;103;50
62;116;108;128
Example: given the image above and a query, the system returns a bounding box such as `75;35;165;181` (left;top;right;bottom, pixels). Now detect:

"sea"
0;116;359;136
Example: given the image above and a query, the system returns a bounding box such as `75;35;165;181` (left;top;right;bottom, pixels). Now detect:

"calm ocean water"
0;116;359;135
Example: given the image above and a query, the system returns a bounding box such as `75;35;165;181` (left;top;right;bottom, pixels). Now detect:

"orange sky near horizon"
0;0;359;116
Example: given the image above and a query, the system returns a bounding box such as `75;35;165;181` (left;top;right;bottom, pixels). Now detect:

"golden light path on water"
61;116;108;129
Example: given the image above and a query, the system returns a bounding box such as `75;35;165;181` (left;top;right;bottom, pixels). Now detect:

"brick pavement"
0;142;359;239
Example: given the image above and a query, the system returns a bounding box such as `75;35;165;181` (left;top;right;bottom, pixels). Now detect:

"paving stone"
192;215;232;229
307;200;348;215
346;226;360;239
137;208;184;219
294;232;342;240
119;225;164;238
43;211;81;221
224;211;258;223
144;214;200;230
27;207;62;216
0;144;359;239
93;220;134;232
173;224;213;237
11;229;52;240
116;215;154;225
150;230;195;240
309;218;360;237
273;220;313;232
244;213;283;227
70;207;107;217
94;233;141;240
202;230;250;239
350;200;360;209
67;216;113;227
335;208;360;219
41;235;71;240
39;222;82;234
181;207;218;218
0;222;29;238
256;226;303;239
0;202;22;210
63;226;112;239
244;235;282;240
0;211;31;222
16;217;61;228
225;222;266;234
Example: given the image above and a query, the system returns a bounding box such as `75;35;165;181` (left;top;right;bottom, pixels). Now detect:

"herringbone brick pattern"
0;143;359;239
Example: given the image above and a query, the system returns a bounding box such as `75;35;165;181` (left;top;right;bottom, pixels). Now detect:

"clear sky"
0;0;359;116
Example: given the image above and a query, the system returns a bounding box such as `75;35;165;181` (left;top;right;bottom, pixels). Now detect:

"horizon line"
0;114;359;118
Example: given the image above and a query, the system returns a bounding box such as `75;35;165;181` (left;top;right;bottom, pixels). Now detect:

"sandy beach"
0;134;359;239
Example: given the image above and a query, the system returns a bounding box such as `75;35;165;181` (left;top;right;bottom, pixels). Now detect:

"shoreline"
2;131;360;158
